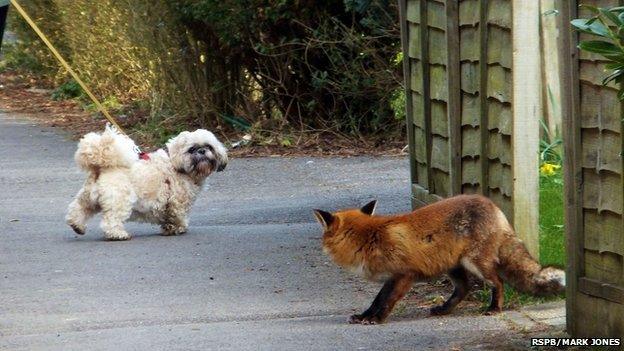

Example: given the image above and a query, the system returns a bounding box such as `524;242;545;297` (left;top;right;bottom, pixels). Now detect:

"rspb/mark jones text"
531;338;621;347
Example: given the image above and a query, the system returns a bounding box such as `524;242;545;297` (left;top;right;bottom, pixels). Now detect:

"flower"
540;162;561;176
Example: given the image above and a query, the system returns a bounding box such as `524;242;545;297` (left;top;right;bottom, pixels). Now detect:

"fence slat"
446;0;462;195
479;0;490;196
421;0;434;192
399;0;418;187
579;277;624;304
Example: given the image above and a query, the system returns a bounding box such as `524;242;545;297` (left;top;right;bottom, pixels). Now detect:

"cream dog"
66;125;227;240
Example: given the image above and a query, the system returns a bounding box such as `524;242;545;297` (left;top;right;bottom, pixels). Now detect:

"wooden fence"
563;0;624;338
398;0;541;257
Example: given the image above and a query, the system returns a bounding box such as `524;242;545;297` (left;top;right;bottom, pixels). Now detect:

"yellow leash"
9;0;125;134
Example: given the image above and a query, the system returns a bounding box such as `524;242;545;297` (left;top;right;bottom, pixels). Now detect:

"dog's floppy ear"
215;149;228;172
216;160;227;172
313;209;334;228
360;200;377;215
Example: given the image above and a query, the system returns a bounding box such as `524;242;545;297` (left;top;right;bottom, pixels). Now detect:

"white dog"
66;125;228;240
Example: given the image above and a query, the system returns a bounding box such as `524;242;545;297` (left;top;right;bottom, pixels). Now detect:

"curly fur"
66;127;228;240
74;125;139;171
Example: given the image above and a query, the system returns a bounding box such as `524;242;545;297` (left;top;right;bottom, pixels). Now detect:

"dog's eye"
187;146;197;153
205;144;214;152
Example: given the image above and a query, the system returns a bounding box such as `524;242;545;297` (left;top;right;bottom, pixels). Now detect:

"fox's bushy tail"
497;236;565;296
74;125;138;172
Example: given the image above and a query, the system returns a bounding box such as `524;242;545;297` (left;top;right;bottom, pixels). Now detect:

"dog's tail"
75;124;138;172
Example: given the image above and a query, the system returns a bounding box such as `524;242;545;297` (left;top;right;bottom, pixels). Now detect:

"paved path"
0;112;564;350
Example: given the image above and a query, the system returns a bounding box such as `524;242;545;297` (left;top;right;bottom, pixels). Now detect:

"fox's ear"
313;209;334;228
360;200;377;215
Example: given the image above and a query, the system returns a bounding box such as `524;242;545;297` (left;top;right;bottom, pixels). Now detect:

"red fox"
313;195;565;324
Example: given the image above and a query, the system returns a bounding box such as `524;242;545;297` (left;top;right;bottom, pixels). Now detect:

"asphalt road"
0;112;549;350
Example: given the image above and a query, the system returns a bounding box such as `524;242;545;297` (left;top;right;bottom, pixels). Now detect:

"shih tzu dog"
66;125;228;240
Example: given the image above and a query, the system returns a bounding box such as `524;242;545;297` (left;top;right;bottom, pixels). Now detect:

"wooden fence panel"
402;0;515;222
563;0;624;338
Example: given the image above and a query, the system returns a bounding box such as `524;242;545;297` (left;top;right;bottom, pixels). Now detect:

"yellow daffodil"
540;162;561;176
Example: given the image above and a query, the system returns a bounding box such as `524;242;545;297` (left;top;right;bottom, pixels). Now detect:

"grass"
474;168;565;309
539;170;565;267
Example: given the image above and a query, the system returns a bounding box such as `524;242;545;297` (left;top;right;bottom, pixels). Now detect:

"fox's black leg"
349;281;394;324
469;264;505;314
349;273;414;325
485;277;504;314
430;266;469;316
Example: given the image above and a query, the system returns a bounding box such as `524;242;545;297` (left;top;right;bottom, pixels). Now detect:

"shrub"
3;0;67;74
7;1;404;137
572;4;624;99
51;80;83;100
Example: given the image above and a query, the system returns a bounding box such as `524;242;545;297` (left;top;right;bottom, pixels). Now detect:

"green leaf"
571;18;610;37
219;114;251;131
578;40;622;55
602;69;623;85
599;7;622;26
605;62;624;69
579;4;600;14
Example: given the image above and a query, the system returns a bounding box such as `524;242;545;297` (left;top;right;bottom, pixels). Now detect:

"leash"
9;0;126;135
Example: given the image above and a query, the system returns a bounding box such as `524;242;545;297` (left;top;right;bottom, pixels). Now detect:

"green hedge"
6;0;404;136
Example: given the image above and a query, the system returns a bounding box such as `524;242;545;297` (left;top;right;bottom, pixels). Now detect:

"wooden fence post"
512;0;541;259
559;0;582;335
540;0;563;140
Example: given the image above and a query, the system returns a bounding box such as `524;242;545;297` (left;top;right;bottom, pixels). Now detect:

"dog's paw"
68;222;86;235
348;314;383;325
161;224;187;236
105;230;131;241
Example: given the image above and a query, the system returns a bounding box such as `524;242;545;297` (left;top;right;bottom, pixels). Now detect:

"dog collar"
139;152;150;161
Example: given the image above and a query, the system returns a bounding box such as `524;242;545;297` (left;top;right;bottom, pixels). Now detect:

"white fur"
460;257;488;283
74;125;139;170
345;262;390;282
495;208;513;231
540;267;566;287
66;127;228;240
349;263;367;277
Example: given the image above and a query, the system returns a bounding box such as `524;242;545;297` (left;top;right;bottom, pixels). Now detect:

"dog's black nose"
197;148;206;155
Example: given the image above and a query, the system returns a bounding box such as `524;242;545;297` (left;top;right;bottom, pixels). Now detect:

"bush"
0;42;46;72
7;1;404;137
51;80;83;100
2;0;66;74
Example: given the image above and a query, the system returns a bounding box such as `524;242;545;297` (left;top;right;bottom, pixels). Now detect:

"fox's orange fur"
314;195;565;324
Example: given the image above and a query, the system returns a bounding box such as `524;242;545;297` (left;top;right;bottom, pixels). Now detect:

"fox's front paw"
429;305;452;316
348;314;383;325
484;306;502;315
